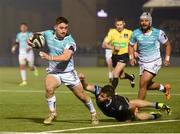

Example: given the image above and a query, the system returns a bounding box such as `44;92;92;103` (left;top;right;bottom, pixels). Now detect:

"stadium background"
0;0;180;67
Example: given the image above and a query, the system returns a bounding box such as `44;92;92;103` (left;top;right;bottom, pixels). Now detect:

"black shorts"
111;53;129;68
115;96;135;121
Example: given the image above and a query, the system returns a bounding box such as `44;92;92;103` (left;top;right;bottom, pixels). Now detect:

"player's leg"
112;62;126;90
147;81;171;100
138;70;155;100
43;74;60;124
18;55;27;86
120;71;135;88
106;58;113;83
105;49;113;82
63;71;98;125
135;112;162;121
27;51;39;76
71;83;99;125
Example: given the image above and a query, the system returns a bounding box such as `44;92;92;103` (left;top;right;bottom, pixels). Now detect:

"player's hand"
27;35;33;47
78;73;85;81
134;51;139;58
130;58;136;66
11;46;16;54
163;60;170;67
39;51;49;60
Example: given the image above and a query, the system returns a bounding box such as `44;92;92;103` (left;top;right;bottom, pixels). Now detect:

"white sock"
159;84;165;92
47;96;56;112
109;72;113;79
85;99;96;114
20;70;26;81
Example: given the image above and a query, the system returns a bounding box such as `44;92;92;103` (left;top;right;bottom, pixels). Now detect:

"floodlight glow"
97;9;108;18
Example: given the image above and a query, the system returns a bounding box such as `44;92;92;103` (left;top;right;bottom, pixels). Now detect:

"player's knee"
45;85;55;95
20;65;26;70
135;113;145;121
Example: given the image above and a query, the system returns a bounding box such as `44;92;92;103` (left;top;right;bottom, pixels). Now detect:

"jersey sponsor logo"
112;42;127;48
124;34;128;38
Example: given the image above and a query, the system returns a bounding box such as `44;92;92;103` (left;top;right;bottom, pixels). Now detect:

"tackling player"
128;12;172;100
79;73;171;122
11;23;38;86
28;17;99;125
103;17;135;90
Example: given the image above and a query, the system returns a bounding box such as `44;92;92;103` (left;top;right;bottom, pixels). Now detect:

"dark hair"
101;85;114;97
115;17;124;22
20;22;28;26
56;17;69;25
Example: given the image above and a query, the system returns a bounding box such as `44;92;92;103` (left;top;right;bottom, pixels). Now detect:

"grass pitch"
0;67;180;133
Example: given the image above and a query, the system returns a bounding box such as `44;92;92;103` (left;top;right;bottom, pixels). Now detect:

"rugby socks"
47;96;56;113
85;99;96;114
109;72;113;80
159;84;165;92
20;70;26;81
112;78;119;90
152;102;157;108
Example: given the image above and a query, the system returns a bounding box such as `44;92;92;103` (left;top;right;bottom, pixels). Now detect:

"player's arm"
163;40;172;66
102;30;114;50
78;73;95;94
11;41;18;54
159;30;172;66
133;43;139;58
128;32;137;66
128;43;137;66
39;48;73;62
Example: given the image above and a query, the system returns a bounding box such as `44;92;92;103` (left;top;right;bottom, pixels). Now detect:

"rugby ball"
29;33;45;49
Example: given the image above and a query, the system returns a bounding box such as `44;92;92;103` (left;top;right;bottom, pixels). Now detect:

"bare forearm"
128;44;135;58
165;41;172;60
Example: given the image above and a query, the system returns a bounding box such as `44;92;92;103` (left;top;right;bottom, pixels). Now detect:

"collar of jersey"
106;98;112;107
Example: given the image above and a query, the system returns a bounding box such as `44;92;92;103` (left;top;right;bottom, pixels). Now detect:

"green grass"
0;67;180;133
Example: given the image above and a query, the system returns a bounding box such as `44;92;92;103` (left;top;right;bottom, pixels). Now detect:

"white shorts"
105;49;112;62
139;58;162;75
48;70;81;88
18;51;34;67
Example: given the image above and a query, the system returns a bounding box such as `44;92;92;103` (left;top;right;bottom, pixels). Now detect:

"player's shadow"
5;117;43;124
5;117;117;124
55;119;90;124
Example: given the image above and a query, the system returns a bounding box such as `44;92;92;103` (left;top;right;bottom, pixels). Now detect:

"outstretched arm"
78;73;95;94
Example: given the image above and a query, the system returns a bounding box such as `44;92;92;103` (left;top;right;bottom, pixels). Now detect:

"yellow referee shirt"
104;28;132;55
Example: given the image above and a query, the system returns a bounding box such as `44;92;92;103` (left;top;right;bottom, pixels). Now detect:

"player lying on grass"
79;73;171;122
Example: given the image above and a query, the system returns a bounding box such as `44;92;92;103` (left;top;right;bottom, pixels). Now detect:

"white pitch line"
0;90;180;96
41;119;180;133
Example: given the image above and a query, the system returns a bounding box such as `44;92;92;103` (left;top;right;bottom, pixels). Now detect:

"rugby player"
28;17;99;125
128;12;172;100
11;23;38;86
79;73;171;122
103;17;135;90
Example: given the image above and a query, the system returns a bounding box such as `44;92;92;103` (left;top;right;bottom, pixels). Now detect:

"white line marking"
0;90;180;96
41;119;180;133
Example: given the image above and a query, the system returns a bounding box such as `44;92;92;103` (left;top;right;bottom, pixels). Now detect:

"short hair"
20;22;28;26
56;17;69;25
115;17;124;22
101;85;114;97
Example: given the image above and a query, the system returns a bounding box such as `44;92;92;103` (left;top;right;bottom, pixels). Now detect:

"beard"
140;24;151;33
